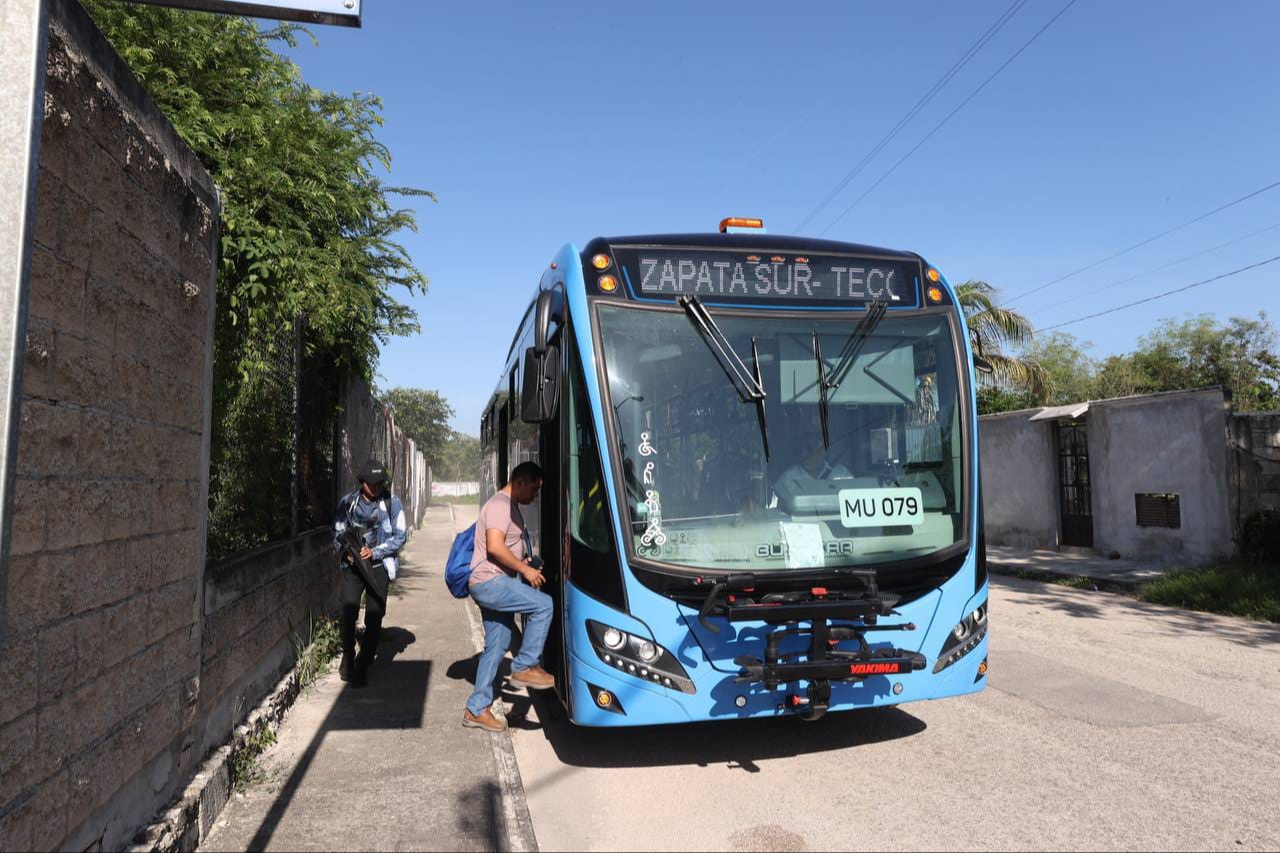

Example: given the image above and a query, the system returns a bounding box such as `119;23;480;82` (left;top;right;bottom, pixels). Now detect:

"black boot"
339;650;354;682
350;663;369;689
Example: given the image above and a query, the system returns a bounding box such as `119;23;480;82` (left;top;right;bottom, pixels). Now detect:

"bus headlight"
634;639;659;663
933;601;988;675
586;620;696;694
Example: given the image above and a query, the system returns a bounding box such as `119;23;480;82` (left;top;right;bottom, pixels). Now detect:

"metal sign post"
0;0;49;637
125;0;362;27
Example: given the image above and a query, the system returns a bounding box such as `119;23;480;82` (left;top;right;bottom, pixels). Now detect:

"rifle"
337;523;389;609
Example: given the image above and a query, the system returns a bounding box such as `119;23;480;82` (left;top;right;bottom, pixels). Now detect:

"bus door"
517;291;569;700
538;366;567;694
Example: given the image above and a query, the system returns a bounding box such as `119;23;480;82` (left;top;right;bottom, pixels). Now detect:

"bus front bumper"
566;633;987;727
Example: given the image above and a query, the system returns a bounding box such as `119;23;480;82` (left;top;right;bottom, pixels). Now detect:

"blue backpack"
444;524;476;599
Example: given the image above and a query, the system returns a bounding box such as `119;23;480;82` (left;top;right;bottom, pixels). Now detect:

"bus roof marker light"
719;216;766;234
591;253;612;271
927;285;944;304
927;267;940;283
598;274;618;293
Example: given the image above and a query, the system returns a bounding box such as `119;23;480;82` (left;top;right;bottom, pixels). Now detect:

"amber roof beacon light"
719;217;766;234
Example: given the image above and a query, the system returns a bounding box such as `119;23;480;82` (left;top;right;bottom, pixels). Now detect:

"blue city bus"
479;218;988;726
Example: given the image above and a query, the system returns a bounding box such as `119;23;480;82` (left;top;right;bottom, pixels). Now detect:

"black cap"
358;459;388;485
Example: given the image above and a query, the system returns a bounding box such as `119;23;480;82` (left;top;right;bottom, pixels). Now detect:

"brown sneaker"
462;708;506;732
510;666;555;691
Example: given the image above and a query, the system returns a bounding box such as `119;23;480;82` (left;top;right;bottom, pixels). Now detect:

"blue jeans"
467;575;554;716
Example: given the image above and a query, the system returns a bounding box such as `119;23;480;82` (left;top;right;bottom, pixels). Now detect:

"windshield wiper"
828;300;888;391
812;330;832;449
679;295;770;460
813;301;888;449
814;298;885;448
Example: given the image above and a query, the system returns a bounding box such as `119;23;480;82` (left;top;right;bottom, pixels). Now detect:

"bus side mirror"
534;290;553;354
972;354;994;375
521;344;560;423
533;288;564;354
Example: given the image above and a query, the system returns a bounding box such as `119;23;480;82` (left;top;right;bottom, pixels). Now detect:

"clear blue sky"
283;0;1280;432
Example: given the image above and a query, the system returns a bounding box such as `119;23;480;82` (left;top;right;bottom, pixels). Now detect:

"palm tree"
954;280;1050;397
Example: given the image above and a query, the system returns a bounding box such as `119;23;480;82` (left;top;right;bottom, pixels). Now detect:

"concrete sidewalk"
198;505;536;853
987;545;1175;589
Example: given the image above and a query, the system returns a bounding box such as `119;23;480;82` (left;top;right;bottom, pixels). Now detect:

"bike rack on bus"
694;571;928;721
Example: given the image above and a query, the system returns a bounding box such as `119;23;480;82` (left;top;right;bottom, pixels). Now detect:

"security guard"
332;459;407;688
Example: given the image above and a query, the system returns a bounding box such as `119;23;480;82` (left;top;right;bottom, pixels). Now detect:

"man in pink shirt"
463;462;555;732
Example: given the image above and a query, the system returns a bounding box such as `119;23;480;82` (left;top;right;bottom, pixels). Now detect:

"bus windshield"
597;303;967;572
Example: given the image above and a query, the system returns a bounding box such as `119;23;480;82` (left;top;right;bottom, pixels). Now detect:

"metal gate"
1057;420;1093;547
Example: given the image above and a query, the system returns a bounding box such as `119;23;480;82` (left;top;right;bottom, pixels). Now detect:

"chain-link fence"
207;319;429;563
336;375;431;531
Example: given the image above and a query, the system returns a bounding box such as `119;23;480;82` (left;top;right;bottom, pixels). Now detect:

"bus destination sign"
613;247;920;307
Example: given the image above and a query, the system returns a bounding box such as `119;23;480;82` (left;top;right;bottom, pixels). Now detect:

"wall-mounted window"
1135;493;1180;528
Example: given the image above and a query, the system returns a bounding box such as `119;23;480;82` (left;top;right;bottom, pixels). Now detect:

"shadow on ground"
993;575;1280;647
246;565;430;850
446;651;538;728
523;692;927;776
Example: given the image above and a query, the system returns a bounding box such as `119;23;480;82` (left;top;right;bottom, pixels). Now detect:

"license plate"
838;487;924;528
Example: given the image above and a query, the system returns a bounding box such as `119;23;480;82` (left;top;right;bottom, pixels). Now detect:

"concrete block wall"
1230;412;1280;529
1089;389;1232;563
195;530;336;762
0;5;436;850
0;1;218;850
979;408;1060;550
979;388;1235;562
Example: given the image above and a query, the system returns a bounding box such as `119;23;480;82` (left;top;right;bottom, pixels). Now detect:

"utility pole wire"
818;0;1079;238
1036;254;1280;332
794;0;1028;234
1001;178;1280;306
1027;220;1280;316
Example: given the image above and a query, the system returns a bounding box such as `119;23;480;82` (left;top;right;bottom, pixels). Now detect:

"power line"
818;0;1079;238
1001;178;1280;306
1027;220;1280;316
793;0;1028;234
1036;254;1280;332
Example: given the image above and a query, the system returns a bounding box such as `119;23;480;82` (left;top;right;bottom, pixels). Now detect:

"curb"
451;503;540;853
988;561;1141;593
125;640;329;852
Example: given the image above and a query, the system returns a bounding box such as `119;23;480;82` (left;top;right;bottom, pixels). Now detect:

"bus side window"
568;341;609;553
564;335;626;608
497;397;509;489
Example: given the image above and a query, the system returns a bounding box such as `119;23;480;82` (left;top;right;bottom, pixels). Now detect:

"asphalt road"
508;572;1280;852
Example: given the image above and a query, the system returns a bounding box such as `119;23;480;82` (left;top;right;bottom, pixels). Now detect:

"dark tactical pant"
340;566;385;670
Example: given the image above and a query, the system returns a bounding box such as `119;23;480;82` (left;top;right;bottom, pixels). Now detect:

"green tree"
381;388;455;469
976;386;1037;415
437;433;482;481
1129;313;1279;411
83;2;434;557
83;1;431;379
955;280;1050;397
1017;331;1095;406
1093;353;1145;400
